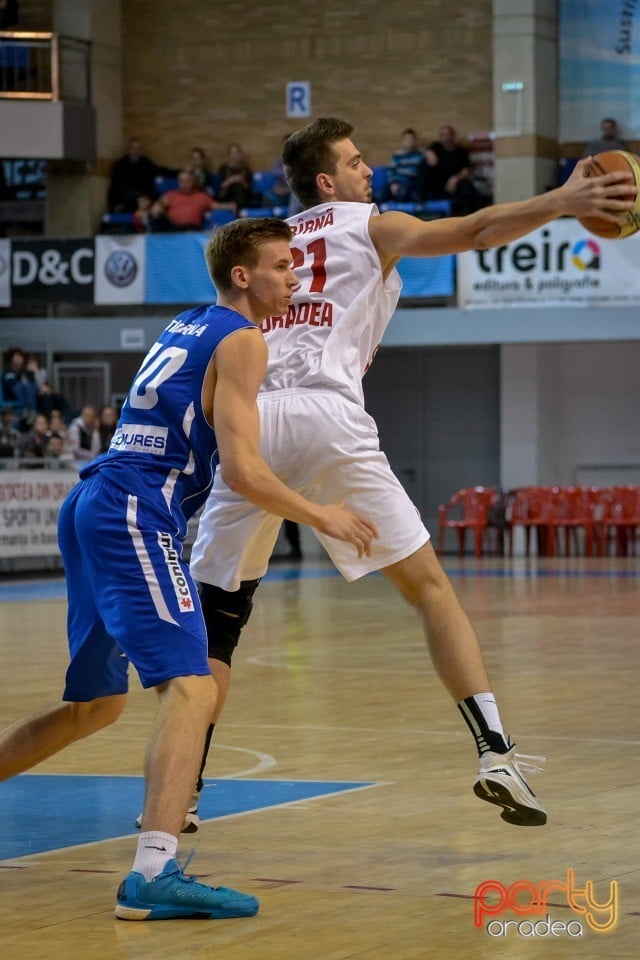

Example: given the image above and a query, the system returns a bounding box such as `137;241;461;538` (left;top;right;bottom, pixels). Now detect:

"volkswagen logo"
104;250;137;288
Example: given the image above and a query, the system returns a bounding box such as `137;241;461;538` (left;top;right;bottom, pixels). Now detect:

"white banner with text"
457;221;640;310
0;471;78;558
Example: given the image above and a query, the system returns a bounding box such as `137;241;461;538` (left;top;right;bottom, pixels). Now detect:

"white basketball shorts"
189;388;429;591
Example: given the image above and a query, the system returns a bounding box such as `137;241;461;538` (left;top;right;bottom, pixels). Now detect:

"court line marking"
79;717;640;748
245;651;634;673
1;560;639;602
0;781;386;865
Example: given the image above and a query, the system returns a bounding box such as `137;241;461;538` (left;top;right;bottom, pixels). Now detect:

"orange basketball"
579;150;640;239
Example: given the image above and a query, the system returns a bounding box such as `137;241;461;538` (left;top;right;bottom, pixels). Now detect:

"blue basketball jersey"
81;304;255;535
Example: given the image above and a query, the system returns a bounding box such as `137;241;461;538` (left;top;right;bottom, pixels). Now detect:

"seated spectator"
385;129;429;203
2;347;38;418
47;409;70;446
581;117;628;158
147;170;234;232
44;433;75;468
36;381;70;420
107;138;170;214
67;405;100;461
261;136;292;208
188;147;217;195
22;412;49;460
217;143;254;209
0;405;23;459
427;124;481;214
25;353;47;388
132;194;153;232
98;404;119;453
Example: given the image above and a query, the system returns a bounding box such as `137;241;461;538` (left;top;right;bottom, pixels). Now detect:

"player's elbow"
220;460;257;498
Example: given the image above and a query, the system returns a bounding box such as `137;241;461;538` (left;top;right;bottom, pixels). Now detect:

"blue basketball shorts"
58;475;210;701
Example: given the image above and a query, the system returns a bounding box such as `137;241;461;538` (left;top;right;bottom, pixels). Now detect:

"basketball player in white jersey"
187;118;635;829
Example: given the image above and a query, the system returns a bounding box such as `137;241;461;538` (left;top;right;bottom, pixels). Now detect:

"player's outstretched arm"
370;158;635;261
212;329;378;557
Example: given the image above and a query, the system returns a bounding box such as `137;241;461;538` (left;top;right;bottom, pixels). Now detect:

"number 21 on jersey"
291;237;327;294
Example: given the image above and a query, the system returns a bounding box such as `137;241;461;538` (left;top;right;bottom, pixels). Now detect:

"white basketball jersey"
259;201;402;407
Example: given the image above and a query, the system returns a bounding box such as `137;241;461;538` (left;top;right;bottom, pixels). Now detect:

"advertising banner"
144;233;454;303
94;234;146;304
0;471;78;558
0;233;454;306
145;233;213;303
457;220;640;310
0;238;9;307
10;238;95;303
560;0;640;140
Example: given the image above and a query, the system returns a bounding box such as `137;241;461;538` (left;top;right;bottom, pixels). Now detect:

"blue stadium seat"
101;212;136;234
102;212;136;226
205;173;221;196
378;199;452;218
253;171;277;196
239;206;277;218
558;157;579;185
370;165;388;204
379;201;422;215
422;199;452;217
155;175;178;195
202;209;237;230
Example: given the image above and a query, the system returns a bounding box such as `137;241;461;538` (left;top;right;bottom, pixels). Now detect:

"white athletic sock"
473;693;506;739
458;692;509;755
132;831;178;881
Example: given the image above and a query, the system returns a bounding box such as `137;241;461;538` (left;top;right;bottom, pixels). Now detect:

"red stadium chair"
545;486;598;557
438;486;495;558
507;486;554;556
597;486;640;557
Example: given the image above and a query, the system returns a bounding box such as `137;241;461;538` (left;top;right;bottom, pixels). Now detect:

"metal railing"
0;31;91;103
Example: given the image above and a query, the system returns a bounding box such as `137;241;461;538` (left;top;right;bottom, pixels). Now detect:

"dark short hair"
283;117;354;208
204;217;292;292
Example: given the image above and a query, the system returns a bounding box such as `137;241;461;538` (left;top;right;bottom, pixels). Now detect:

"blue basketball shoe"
115;856;260;920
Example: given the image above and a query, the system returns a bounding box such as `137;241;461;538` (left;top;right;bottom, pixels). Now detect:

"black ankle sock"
196;723;215;792
458;696;510;757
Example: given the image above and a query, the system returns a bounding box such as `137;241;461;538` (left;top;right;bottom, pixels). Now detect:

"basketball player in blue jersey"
187;119;636;832
0;217;377;921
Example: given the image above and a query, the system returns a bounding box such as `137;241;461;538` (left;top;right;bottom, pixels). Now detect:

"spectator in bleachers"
147;170;234;232
44;433;75;468
0;406;23;459
581;118;628;158
98;404;119;453
385;128;430;203
67;405;100;461
2;347;38;418
131;194;153;232
188;147;217;195
25;354;47;388
217;143;254;210
36;382;69;421
22;412;49;460
261;136;292;209
427;124;481;214
47;409;70;446
107;138;163;214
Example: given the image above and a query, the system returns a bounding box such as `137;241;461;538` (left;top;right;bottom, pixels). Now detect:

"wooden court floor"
0;556;638;959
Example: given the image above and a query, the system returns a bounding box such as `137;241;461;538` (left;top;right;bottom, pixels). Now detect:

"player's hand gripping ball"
579;150;640;239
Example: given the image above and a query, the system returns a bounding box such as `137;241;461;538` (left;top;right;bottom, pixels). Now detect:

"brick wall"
120;0;492;172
